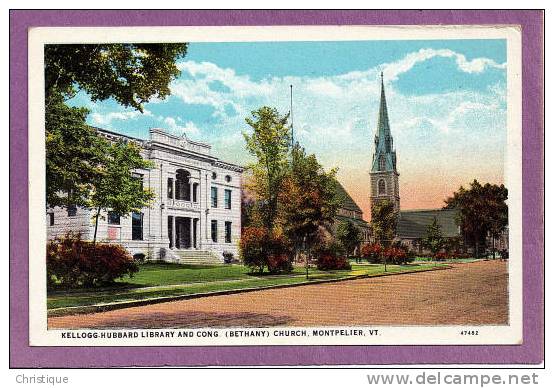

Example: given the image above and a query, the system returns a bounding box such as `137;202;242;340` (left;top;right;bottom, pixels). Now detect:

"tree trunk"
93;206;101;244
305;252;309;280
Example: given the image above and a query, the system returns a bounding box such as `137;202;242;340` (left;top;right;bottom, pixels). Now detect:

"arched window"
379;155;386;171
175;169;191;201
378;179;386;195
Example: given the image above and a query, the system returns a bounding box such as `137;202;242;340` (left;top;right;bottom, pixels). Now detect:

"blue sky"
68;39;507;215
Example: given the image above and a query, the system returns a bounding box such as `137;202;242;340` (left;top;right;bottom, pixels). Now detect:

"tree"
45;44;188;111
45;94;107;208
370;199;397;247
422;217;444;257
279;144;341;278
243;106;291;231
45;43;188;209
336;220;362;259
90;140;155;243
370;199;397;271
444;180;508;258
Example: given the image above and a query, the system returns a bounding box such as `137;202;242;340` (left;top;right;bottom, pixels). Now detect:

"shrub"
267;253;293;274
239;227;292;274
316;253;351;271
239;227;269;274
361;243;382;263
315;243;351;271
446;250;470;260
133;253;146;263
434;251;449;261
47;233;138;288
383;247;413;265
222;251;235;264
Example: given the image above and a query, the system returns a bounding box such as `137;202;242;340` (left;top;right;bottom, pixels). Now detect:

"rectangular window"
67;204;77;217
211;187;218;208
224;189;232;210
193;183;198;202
211;220;218;242
167;178;173;199
225;221;232;243
48;212;54;226
132;212;143;241
107;211;120;225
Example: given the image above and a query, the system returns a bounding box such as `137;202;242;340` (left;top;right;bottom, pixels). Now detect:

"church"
369;74;461;251
47;127;244;264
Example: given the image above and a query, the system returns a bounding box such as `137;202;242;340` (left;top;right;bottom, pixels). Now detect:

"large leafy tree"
45;43;188;208
45;94;106;208
422;217;444;256
279;144;340;248
45;44;188;111
370;199;397;247
444;180;508;258
279;144;340;277
336;220;362;258
90;141;155;243
243;106;290;231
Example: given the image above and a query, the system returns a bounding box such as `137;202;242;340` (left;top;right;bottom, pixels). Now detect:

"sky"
68;39;507;221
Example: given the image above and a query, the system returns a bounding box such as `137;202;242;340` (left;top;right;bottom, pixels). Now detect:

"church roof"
397;209;460;239
335;214;369;228
334;180;363;213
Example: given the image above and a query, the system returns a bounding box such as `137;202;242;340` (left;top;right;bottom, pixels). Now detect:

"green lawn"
47;262;445;311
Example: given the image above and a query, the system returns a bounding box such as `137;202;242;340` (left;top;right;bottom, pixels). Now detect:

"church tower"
370;73;400;215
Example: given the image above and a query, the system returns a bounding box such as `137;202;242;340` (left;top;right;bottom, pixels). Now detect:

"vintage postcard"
25;24;524;349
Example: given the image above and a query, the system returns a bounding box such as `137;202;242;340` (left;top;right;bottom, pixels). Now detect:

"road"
48;260;508;329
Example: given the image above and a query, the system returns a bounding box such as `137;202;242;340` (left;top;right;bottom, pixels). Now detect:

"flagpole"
290;84;294;147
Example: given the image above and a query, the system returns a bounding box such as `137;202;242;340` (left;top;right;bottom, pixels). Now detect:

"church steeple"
371;72;397;172
369;72;400;214
377;72;390;141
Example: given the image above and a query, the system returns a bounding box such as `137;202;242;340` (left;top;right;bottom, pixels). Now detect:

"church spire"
371;72;396;172
369;72;400;214
377;71;390;140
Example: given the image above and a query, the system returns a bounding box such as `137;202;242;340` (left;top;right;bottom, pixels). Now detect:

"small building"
47;127;244;264
396;209;460;253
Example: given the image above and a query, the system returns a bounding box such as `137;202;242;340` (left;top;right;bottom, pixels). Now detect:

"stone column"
193;218;198;248
172;216;177;249
171;178;175;200
189;217;194;249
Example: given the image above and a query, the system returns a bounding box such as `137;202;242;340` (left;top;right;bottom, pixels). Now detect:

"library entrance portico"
168;215;199;249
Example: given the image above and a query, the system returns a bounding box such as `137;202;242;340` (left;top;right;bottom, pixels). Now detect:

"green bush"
47;233;138;288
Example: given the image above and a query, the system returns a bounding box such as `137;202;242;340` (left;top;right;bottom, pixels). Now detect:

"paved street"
48;260;508;329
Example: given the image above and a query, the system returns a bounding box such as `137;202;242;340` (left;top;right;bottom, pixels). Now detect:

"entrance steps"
171;249;222;265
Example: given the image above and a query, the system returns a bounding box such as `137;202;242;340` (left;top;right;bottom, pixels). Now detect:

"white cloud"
161;116;202;137
162;48;506;172
90;109;152;126
382;48;506;81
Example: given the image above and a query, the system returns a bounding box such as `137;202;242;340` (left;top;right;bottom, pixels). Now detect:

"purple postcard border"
9;10;544;367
